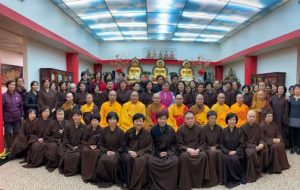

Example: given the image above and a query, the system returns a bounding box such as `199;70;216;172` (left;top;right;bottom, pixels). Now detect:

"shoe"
297;147;300;155
290;146;295;154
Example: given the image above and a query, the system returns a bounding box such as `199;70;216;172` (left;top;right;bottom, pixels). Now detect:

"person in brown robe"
81;114;102;182
220;113;245;188
242;85;253;108
98;81;114;108
23;106;53;168
10;109;37;160
92;85;102;107
116;79;131;105
177;111;209;190
122;113;152;190
38;79;57;114
202;110;223;187
59;109;85;176
61;92;81;121
224;81;236;107
203;82;217;108
259;109;290;173
241;110;269;183
57;81;67;108
75;82;88;106
251;90;271;123
148;110;178;190
44;108;69;172
95;111;125;188
270;85;289;147
139;81;154;107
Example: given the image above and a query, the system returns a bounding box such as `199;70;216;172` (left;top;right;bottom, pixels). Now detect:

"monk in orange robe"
189;94;210;127
211;93;230;128
231;94;250;127
167;94;189;131
145;93;166;131
251;90;271;123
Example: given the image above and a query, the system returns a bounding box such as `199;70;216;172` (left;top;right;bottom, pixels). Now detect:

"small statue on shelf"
152;60;168;83
152;50;157;59
158;51;163;59
180;60;195;83
170;51;175;59
127;58;143;84
146;50;151;59
164;50;169;60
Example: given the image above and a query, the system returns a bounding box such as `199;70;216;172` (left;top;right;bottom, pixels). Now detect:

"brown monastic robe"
139;91;153;107
148;124;178;190
220;127;245;189
259;121;290;173
176;124;209;190
24;118;54;167
224;90;236;107
57;91;67;108
59;122;85;176
117;89;131;105
61;101;81;121
203;91;217;108
144;103;166;131
81;126;102;182
44;119;69;172
38;88;57;111
75;91;87;106
241;122;269;183
95;126;125;188
92;92;102;107
122;127;152;190
203;124;223;187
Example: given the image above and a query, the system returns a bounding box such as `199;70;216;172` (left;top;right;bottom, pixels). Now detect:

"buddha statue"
127;58;143;84
180;60;195;83
152;60;168;83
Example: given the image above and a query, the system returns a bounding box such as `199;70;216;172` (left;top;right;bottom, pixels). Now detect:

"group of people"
2;70;296;189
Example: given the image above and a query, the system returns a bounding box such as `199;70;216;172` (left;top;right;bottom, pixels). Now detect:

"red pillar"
215;65;224;81
244;56;257;85
66;53;79;83
0;62;3;155
94;63;102;74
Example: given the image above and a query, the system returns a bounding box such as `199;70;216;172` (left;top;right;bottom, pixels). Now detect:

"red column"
94;63;102;74
66;53;79;83
244;56;257;85
214;65;224;81
0;62;4;155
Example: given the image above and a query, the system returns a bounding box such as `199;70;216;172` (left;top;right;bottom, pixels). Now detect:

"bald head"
236;94;244;104
86;93;93;104
195;94;204;105
247;110;256;125
108;90;117;102
175;94;183;106
152;93;160;104
217;93;225;104
257;90;265;100
130;91;139;103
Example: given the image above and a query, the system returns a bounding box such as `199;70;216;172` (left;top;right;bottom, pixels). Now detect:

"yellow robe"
80;102;96;125
167;103;189;131
120;101;146;132
230;103;249;127
145;103;166;131
100;101;122;127
189;104;210;127
211;102;230;128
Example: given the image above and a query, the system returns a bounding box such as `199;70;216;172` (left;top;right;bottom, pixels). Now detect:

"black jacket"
24;90;38;114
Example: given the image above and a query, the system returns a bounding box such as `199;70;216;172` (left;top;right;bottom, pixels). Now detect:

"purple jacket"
2;91;23;122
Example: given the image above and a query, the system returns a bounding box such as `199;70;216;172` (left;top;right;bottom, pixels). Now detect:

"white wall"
26;39;66;89
79;57;94;79
257;46;298;88
223;60;245;85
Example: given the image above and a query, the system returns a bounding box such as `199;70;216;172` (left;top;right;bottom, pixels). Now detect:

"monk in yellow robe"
251;90;271;123
211;93;230;128
80;94;99;125
145;93;166;131
120;91;146;131
100;90;122;127
230;94;249;127
168;94;189;131
189;94;210;127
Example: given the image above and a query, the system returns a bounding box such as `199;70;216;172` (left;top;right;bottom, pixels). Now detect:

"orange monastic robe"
145;103;166;131
251;99;271;123
99;101;122;127
167;103;189;131
189;104;210;127
120;101;146;132
211;102;230;128
230;103;249;127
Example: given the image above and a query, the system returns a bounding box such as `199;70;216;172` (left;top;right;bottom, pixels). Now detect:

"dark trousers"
290;127;300;147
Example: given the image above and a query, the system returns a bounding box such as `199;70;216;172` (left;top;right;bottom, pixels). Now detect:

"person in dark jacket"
24;81;39;115
2;80;23;151
15;77;27;100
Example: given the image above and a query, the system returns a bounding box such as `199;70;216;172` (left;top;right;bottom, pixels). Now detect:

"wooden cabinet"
251;72;286;85
40;68;73;84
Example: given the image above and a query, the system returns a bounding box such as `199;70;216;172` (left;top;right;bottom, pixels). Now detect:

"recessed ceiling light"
200;34;223;39
79;13;111;20
122;31;147;35
182;11;216;20
89;23;117;29
96;32;122;36
177;24;206;29
102;37;124;41
174;33;199;37
117;22;147;27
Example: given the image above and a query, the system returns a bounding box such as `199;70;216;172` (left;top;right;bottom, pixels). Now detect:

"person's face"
140;75;147;82
157;77;164;85
72;114;82;124
118;73;124;80
91;119;99;128
60;83;67;91
79;84;86;92
157;116;167;127
178;82;185;91
225;83;231;90
44;80;50;88
289;87;294;95
106;74;112;81
254;85;259;92
196;95;204;105
184;113;195;127
171;77;178;84
134;118;144;131
258;82;265;91
120;81;127;90
146;82;152;91
28;111;37;121
257;91;265;100
162;83;169;91
272;85;277;93
208;115;217;126
265;86;271;93
217;94;225;104
265;113;273;123
42;109;50;119
108;117;117;127
107;82;114;90
82;73;88;80
56;111;65;121
109;91;117;102
94;86;100;93
243;87;249;94
236;95;244;104
51;83;57;91
175;96;183;105
206;84;212;91
130;92;139;103
247;112;256;124
185;86;192;94
197;85;204;93
294;87;300;96
71;86;77;93
277;86;284;96
232;82;238;90
213;81;220;89
66;93;73;102
95;73;101;80
189;82;196;89
8;82;16;92
86;95;93;104
152;94;160;104
17;78;24;86
133;84;140;91
228;117;236;128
